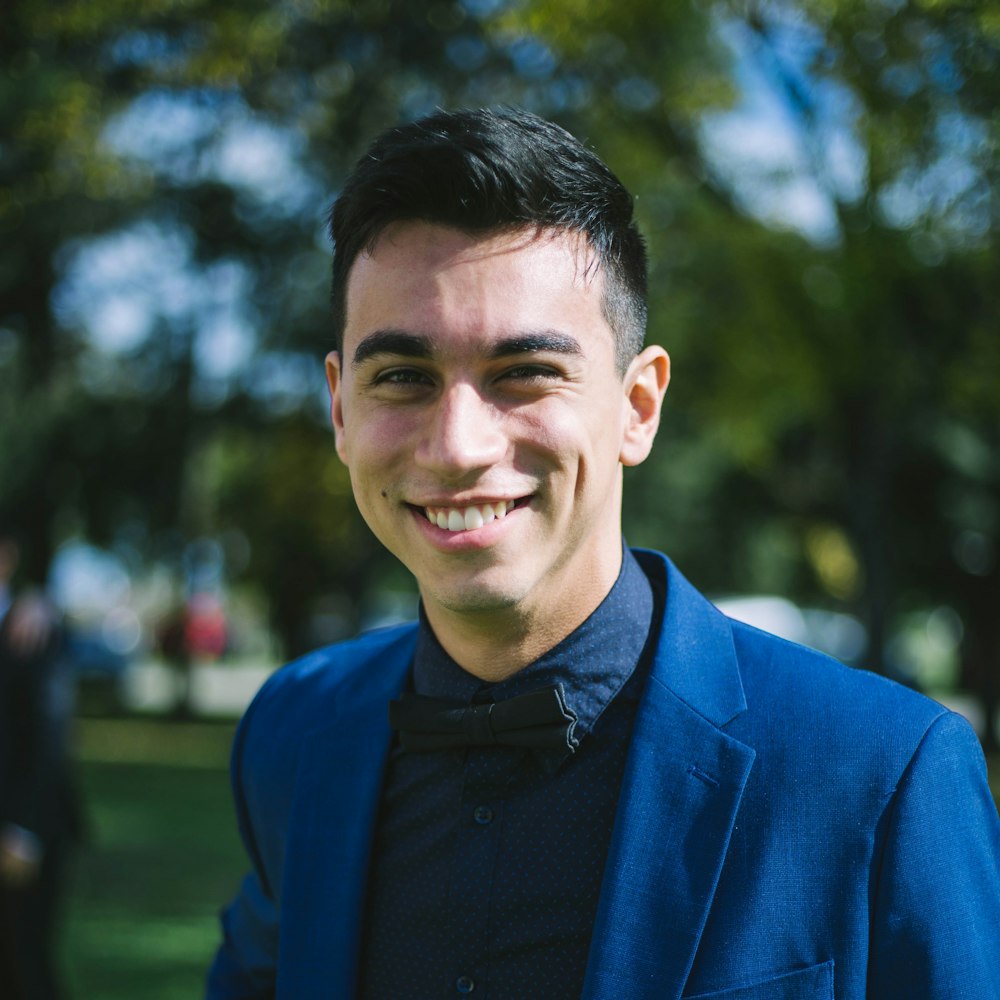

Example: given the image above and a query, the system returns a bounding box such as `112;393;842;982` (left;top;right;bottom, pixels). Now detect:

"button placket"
445;746;516;1000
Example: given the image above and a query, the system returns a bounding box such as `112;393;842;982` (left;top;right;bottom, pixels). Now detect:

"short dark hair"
329;107;647;374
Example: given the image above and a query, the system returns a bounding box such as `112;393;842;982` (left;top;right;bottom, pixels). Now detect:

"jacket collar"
636;548;747;726
582;551;755;1000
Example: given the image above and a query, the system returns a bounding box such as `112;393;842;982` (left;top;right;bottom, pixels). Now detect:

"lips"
423;500;517;533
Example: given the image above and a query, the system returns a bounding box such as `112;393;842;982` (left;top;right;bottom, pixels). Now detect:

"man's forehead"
339;220;613;363
352;220;601;284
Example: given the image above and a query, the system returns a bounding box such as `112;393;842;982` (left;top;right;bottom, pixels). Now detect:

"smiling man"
207;109;1000;1000
329;222;666;675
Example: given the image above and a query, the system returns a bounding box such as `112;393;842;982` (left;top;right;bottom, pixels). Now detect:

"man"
207;108;1000;999
0;531;78;1000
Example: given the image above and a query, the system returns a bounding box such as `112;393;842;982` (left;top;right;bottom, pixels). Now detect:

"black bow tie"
389;684;578;756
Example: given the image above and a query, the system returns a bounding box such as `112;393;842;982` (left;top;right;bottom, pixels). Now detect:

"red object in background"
183;593;227;660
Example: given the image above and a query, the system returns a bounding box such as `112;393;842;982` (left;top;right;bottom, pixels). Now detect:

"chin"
425;576;529;616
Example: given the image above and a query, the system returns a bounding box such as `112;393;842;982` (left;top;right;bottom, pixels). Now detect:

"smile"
423;500;518;532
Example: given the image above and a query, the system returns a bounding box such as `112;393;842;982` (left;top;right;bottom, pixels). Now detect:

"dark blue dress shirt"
359;547;662;999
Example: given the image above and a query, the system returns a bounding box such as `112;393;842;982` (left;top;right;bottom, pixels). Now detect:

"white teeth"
424;501;519;532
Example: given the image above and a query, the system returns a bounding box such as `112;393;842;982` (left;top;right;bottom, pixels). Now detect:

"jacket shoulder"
726;617;961;789
232;622;416;810
730;618;946;723
243;622;418;734
226;622;417;887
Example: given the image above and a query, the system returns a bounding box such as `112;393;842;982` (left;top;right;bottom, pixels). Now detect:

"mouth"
419;499;523;533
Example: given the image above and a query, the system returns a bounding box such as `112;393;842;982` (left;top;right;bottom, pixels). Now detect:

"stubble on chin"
418;563;526;619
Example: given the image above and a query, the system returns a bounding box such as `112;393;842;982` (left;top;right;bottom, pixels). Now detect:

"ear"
620;345;670;467
324;351;349;463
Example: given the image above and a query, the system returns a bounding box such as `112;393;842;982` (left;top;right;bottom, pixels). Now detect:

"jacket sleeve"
205;869;279;1000
868;710;1000;998
205;703;279;999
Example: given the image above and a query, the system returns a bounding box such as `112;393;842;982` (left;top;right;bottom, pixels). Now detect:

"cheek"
507;410;566;472
347;467;395;544
342;410;408;468
509;414;618;503
518;402;622;461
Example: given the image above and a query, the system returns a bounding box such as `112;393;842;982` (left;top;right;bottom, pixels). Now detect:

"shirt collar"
412;544;654;741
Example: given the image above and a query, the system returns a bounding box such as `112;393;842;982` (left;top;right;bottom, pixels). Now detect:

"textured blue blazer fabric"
206;551;1000;999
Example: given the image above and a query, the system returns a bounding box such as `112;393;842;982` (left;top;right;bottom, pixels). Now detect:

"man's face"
327;222;666;639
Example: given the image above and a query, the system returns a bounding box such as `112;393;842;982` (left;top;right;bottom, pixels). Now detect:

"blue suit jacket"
207;552;1000;998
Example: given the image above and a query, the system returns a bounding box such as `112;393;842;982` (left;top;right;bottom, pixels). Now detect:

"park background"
1;0;998;995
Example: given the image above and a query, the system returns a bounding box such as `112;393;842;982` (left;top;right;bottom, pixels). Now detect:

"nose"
414;382;507;478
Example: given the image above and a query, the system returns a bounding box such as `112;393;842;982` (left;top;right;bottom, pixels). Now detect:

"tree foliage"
1;0;997;731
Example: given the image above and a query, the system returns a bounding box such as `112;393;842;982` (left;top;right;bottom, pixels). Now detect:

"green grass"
62;720;246;1000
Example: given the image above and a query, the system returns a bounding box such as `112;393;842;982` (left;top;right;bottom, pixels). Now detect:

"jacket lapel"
276;630;416;1000
583;554;756;1000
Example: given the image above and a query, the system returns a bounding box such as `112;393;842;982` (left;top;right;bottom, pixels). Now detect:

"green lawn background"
62;718;1000;1000
64;720;244;1000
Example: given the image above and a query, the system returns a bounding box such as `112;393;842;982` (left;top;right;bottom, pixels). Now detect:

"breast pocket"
684;959;834;999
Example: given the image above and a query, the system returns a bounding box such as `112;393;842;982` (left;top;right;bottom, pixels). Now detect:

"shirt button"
473;805;493;825
456;974;476;993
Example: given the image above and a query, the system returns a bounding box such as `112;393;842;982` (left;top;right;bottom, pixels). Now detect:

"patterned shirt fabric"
358;546;662;999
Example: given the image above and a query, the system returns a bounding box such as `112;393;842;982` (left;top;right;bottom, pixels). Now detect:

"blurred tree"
1;0;997;742
0;0;534;648
509;0;1000;739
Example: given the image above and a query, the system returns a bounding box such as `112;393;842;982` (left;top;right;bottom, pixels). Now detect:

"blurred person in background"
0;527;80;1000
207;108;999;999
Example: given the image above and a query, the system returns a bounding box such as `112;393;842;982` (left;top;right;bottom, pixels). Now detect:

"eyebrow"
351;329;583;368
352;330;431;368
488;332;583;360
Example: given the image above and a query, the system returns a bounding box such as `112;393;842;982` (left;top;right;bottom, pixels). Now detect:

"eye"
371;367;434;388
498;364;560;382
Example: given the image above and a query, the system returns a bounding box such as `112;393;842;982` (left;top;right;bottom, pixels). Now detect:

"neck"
421;548;624;683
